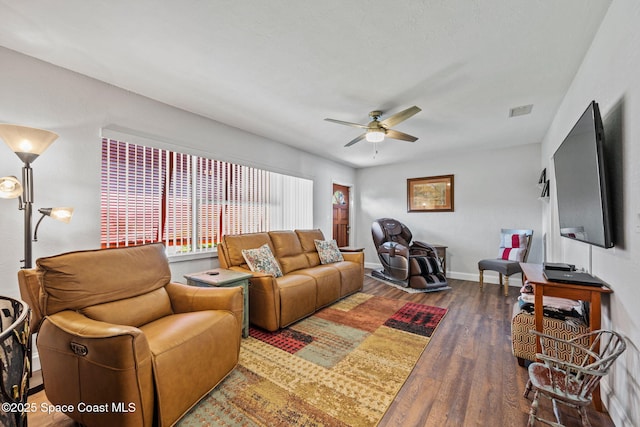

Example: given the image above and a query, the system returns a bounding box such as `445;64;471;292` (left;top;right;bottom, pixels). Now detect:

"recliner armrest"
165;282;244;336
36;311;154;427
42;310;147;340
411;240;439;257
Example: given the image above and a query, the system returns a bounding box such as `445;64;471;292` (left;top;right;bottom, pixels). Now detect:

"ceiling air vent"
509;104;533;117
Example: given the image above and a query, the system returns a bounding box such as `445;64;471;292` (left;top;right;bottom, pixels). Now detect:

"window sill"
168;250;218;263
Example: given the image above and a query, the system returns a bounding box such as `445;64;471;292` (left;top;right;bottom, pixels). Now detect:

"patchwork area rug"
366;272;452;293
178;292;447;427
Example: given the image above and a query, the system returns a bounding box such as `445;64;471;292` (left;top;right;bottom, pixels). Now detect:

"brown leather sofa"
218;229;364;331
34;243;243;427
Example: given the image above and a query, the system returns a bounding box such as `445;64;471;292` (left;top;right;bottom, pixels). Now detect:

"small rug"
178;293;447;427
366;272;452;293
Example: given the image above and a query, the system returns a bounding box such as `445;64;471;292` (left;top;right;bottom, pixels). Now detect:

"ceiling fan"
325;106;422;147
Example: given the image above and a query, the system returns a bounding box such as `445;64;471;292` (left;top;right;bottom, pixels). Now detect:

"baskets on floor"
511;303;589;365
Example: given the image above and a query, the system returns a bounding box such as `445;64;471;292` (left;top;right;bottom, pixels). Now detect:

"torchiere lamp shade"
0;124;59;164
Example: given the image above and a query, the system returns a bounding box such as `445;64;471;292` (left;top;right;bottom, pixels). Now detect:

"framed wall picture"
407;174;454;212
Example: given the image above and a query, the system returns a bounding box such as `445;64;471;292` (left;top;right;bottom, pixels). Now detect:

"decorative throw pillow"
314;239;344;264
498;247;526;261
500;233;528;248
241;244;283;278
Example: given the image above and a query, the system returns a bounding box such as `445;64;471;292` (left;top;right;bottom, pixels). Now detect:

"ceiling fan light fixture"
365;129;385;143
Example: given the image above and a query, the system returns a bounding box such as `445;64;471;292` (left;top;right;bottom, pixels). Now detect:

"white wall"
539;1;640;424
0;47;355;295
356;142;543;283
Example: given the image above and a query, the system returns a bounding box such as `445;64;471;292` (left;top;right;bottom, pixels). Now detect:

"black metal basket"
1;296;31;427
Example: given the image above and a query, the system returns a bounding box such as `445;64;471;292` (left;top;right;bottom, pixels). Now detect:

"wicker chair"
524;329;626;427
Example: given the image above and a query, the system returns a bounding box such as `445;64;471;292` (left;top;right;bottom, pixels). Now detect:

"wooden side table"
184;268;252;338
519;262;613;411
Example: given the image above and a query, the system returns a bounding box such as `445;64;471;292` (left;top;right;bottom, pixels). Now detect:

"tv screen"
553;100;613;248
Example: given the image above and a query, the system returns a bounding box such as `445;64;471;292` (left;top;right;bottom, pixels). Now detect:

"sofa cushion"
329;261;364;296
269;230;311;274
80;287;174;327
295;265;341;308
222;233;272;268
275;274;317;327
314;239;344;264
295;229;325;252
37;243;171;315
295;229;325;267
242;244;283;277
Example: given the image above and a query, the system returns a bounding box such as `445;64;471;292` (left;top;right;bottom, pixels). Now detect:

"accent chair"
478;228;533;296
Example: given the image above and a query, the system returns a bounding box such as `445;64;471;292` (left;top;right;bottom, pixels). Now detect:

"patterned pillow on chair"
242;244;283;277
498;232;528;261
498;247;527;261
314;239;344;264
501;233;528;249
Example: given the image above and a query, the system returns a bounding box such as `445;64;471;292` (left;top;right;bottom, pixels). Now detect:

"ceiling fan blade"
386;129;418;142
344;133;366;147
380;106;422;128
324;118;369;129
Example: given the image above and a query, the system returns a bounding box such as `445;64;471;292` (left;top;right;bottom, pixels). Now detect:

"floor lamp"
0;124;74;269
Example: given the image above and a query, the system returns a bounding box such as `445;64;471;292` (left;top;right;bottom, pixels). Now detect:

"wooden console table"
519;262;612;411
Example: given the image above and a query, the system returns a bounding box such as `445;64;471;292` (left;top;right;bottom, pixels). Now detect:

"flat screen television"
553;100;613;248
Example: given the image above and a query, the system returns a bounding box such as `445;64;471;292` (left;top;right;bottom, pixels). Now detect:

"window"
101;138;313;255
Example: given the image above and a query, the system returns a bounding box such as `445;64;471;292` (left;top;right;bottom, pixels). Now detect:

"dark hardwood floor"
28;273;615;426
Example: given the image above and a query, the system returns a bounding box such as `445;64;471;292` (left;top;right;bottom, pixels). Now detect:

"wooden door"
332;184;350;247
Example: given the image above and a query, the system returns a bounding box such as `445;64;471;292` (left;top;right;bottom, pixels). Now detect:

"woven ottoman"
511;303;589;366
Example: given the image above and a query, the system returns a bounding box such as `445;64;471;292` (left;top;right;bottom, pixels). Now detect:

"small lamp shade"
39;207;74;223
365;129;385;143
0;124;59;164
0;176;23;199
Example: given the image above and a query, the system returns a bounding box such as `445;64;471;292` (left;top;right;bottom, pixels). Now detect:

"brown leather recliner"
34;243;243;427
17;268;44;381
371;218;448;290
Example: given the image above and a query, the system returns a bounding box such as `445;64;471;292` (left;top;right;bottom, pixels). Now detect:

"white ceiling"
0;0;612;168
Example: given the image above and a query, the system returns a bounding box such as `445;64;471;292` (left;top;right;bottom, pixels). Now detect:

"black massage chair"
371;218;448;290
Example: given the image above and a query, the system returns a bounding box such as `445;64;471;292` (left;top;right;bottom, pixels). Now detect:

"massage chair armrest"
411;240;439;258
166;282;244;336
379;241;409;258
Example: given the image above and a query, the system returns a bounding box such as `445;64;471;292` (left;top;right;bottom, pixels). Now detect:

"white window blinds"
101;138;313;255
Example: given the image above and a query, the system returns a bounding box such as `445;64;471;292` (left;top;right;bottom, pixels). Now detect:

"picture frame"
407;174;454;212
538;168;547;186
540;180;550;198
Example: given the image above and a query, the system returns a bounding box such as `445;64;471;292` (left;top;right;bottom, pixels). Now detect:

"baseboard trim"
365;262;524;287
